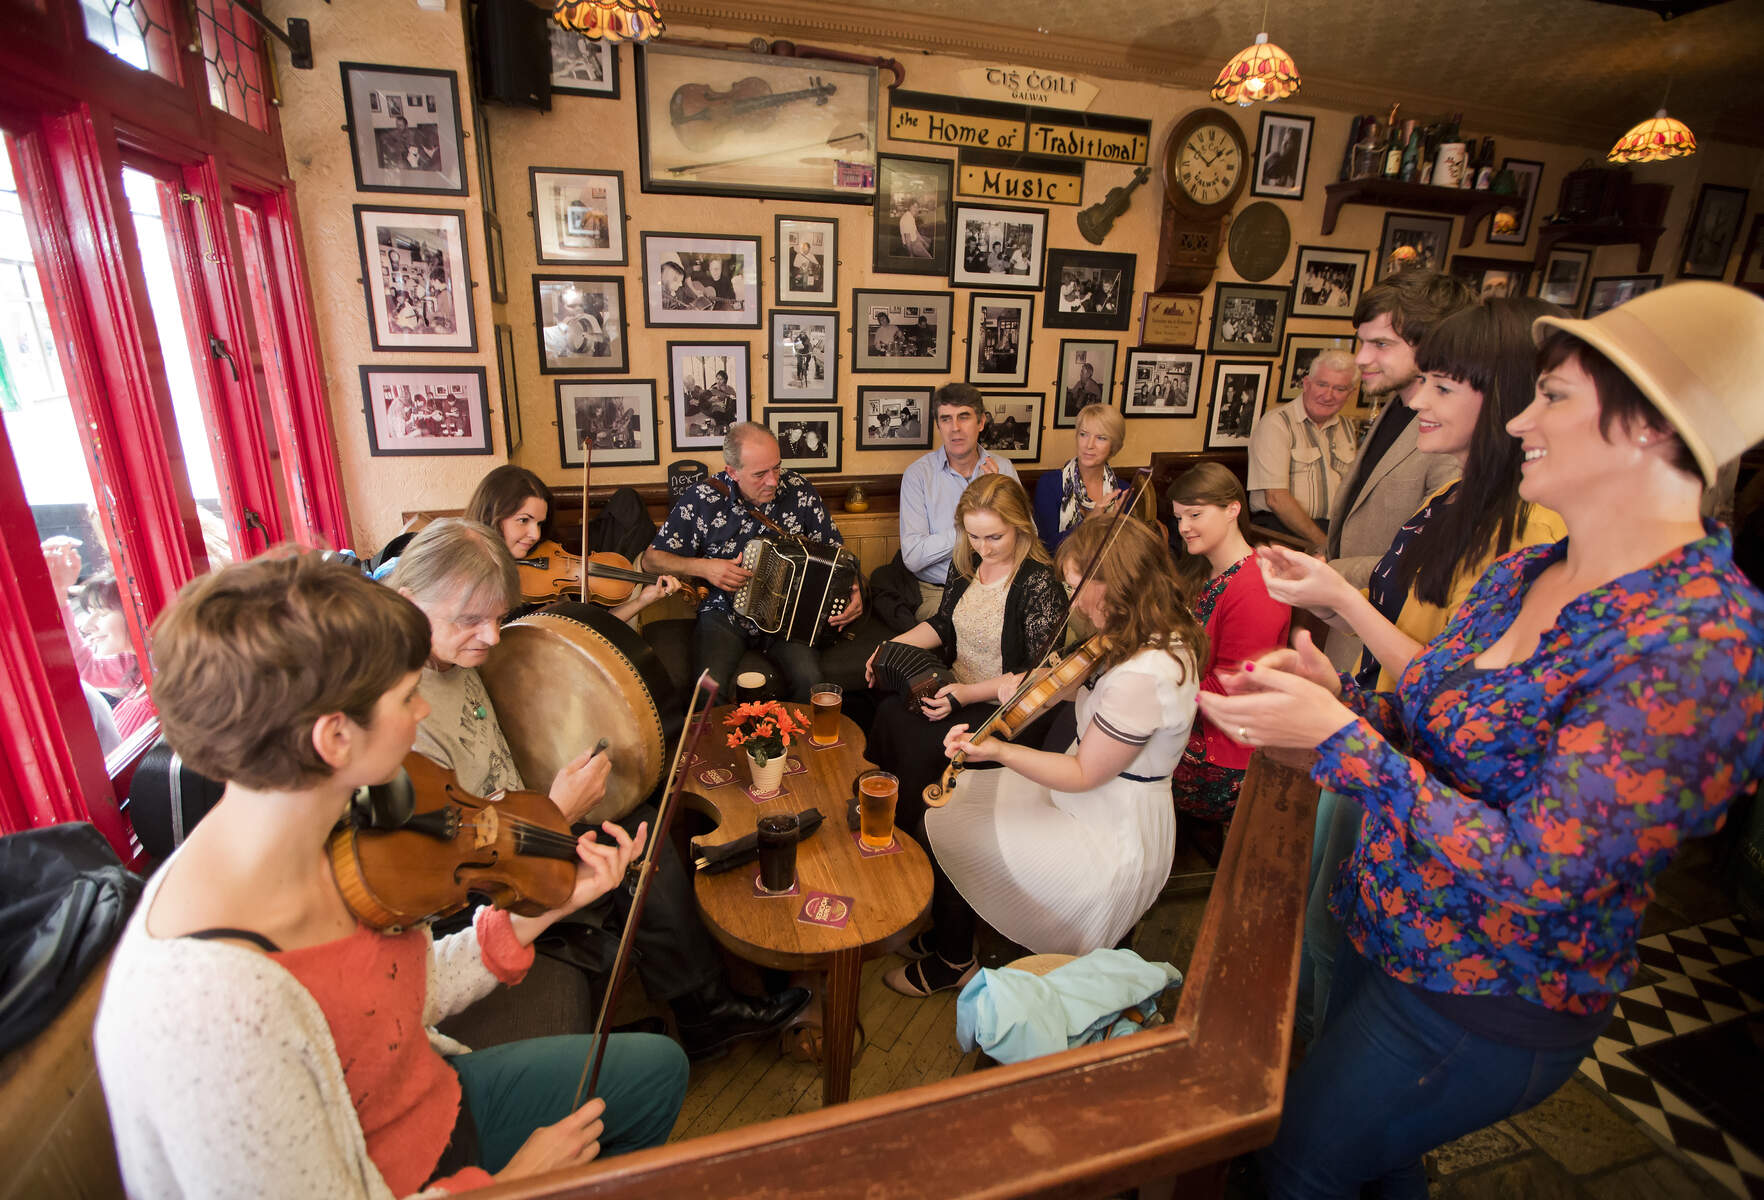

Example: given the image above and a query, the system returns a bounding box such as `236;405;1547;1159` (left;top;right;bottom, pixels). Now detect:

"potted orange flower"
724;700;807;794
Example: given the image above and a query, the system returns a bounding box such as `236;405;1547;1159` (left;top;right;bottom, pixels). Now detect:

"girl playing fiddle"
94;552;687;1198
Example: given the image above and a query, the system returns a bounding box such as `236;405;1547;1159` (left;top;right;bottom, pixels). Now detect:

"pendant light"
1211;1;1300;107
552;0;665;44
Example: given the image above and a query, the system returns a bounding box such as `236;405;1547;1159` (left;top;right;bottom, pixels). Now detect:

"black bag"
867;550;925;634
128;739;227;862
0;823;141;1054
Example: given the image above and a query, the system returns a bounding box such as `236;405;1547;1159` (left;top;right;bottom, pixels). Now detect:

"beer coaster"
783;755;807;776
695;766;736;788
797;891;855;928
751;871;799;898
805;737;847;751
852;831;902;857
744;782;791;804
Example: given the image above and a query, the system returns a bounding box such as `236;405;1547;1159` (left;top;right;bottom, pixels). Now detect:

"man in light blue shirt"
899;382;1020;619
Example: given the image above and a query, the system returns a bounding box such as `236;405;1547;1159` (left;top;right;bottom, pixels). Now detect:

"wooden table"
687;706;933;1106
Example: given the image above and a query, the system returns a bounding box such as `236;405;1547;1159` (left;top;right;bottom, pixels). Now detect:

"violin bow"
572;671;719;1109
580;421;593;605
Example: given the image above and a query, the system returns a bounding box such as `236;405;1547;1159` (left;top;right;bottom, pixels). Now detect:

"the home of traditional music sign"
888;90;1150;166
955;150;1084;206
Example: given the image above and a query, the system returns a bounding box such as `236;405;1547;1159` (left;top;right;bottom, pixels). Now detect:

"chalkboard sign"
668;459;708;499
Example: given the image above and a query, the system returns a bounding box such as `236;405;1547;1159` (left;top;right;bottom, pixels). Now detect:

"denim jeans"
1294;788;1362;1045
450;1032;688;1172
1260;948;1593;1199
694;607;825;702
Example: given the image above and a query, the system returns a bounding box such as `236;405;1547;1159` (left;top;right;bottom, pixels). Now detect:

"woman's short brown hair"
951;474;1049;580
1535;329;1699;479
464;466;554;543
150;551;431;790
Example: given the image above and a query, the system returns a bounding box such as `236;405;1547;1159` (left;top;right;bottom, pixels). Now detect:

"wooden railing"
481;752;1317;1199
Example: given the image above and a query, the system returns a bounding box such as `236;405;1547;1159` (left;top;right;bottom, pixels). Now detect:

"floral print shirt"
1318;527;1764;1013
650;468;844;636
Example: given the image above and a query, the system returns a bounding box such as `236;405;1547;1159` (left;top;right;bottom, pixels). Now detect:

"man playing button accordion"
644;422;863;701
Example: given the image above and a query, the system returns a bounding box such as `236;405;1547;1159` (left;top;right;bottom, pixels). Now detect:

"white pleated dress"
925;643;1199;956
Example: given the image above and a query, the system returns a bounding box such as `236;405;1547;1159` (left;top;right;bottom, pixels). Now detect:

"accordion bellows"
871;640;958;708
733;536;859;646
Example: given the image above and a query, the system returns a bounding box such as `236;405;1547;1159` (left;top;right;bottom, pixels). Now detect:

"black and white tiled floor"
1578;915;1764;1197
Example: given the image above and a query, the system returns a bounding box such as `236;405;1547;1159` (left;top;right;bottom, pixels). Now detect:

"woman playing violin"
907;516;1203;990
94;551;687;1199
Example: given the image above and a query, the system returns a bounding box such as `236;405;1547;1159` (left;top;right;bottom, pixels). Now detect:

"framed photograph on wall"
557;381;657;468
1290;245;1368;319
359;366;491;456
1054;339;1117;428
1538;247;1592;309
1044;249;1135;331
966;293;1034;387
1279;333;1354;402
874;154;952;277
1738;214;1764;296
1122;349;1201;418
951;203;1046;290
765;406;842;473
533;275;627;374
1251;110;1313;201
769;309;838;403
1448;254;1533;301
667;342;749;451
1583;274;1664;318
852;288;953;372
776;214;838;306
547;25;618;98
640;232;761;327
1208;282;1288;356
340;63;466;196
1376;211;1454;280
529;168;627;265
1204;360;1272;450
856;386;933;450
353;206;477;352
1488;158;1544;246
494;323;522;453
636;43;878;203
977;393;1043;462
1679;183;1750;279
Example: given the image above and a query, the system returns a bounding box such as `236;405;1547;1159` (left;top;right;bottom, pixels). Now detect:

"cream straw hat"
1532;281;1764;487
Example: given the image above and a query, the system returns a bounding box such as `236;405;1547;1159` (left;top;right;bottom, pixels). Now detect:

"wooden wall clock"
1153;107;1249;295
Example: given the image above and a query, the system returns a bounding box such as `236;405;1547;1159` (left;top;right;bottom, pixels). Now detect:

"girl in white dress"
921;516;1204;970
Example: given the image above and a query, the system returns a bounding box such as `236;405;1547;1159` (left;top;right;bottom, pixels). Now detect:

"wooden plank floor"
671;841;1218;1142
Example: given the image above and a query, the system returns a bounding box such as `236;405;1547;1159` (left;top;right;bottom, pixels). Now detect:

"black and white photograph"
494;323;522;453
976;393;1043;462
851;288;954;372
1679;183;1750;279
966;293;1034;387
1055;339;1118;428
1251;111;1314;201
547;24;618;98
769;309;838;402
1280;333;1355;402
1539;248;1592;309
950;203;1046;290
856;386;932;450
341;63;466;196
1584;274;1664;319
1290;245;1368;319
533;275;626;374
359;366;491;456
353;206;476;353
777;215;838;306
1207;282;1288;356
1740;214;1764;296
1488;158;1544;246
1377;211;1454;280
640;232;762;327
765;407;842;473
557;381;657;468
874;155;952;277
1204;360;1272;451
1044;249;1135;331
529;167;626;265
667;342;750;450
1449;254;1533;301
1122;349;1201;418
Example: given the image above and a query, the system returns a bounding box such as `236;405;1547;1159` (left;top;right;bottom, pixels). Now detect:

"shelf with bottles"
1531;222;1666;272
1319;179;1513;245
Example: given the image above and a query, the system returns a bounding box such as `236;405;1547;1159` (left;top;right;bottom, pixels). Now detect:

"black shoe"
675;985;813;1061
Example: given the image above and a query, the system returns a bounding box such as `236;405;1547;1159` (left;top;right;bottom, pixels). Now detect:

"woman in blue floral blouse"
1200;282;1764;1198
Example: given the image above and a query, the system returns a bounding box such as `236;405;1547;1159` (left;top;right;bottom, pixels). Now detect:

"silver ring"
1237;726;1250;742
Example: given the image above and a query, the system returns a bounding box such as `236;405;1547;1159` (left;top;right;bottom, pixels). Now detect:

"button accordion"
733;536;859;646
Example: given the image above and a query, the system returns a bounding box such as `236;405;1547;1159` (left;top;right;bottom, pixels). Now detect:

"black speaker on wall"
472;0;552;110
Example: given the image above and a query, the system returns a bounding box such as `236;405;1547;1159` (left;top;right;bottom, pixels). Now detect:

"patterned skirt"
1171;737;1244;823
